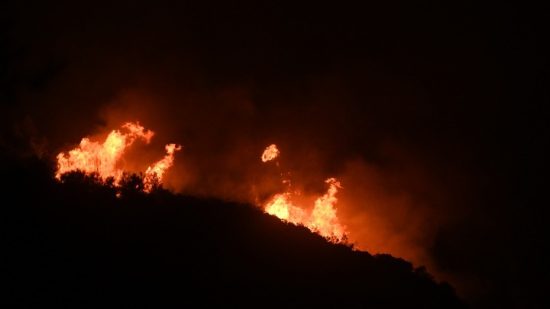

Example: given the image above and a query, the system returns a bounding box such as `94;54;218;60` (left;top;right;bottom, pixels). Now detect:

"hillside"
2;157;464;308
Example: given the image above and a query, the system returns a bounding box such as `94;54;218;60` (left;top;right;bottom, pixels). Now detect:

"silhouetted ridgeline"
2;157;465;308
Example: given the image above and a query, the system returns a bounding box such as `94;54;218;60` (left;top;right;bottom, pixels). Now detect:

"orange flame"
310;178;345;240
264;193;307;225
144;143;182;192
261;144;346;242
55;121;181;193
261;144;280;162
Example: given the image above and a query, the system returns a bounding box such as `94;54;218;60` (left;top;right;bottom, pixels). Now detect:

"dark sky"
1;1;548;307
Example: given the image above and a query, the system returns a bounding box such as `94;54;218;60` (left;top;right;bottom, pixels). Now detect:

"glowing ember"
144;143;182;192
261;144;346;242
55;121;181;193
261;144;280;162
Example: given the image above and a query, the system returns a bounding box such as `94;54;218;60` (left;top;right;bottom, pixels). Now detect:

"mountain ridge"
3;157;465;308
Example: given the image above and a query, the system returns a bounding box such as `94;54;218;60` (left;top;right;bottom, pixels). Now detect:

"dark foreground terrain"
2;157;464;308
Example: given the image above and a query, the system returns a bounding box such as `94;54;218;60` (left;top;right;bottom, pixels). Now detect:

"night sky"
1;1;548;307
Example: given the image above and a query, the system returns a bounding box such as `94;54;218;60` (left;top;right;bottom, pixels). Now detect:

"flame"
55;121;181;193
261;144;280;162
56;122;154;182
264;193;307;225
310;178;345;240
261;144;346;242
144;143;182;192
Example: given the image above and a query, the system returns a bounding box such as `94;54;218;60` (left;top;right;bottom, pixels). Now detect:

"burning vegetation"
55;122;181;193
261;144;346;242
54;123;346;243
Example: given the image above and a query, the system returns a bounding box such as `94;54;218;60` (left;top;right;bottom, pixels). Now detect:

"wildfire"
55;121;181;192
309;178;345;240
261;144;346;242
144;143;182;192
56;122;154;182
261;144;280;162
264;193;306;225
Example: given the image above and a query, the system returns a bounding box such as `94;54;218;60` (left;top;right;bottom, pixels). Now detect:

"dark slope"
2;158;464;308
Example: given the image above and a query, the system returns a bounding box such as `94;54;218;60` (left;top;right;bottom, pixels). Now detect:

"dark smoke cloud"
2;1;547;306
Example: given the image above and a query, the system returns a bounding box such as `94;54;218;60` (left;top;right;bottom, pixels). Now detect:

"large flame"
56;122;154;182
56;121;181;192
309;178;345;240
262;144;346;242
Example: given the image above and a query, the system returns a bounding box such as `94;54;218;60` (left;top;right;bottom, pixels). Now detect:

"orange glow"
310;178;345;240
261;144;346;242
144;143;182;192
263;179;346;242
261;144;280;162
264;193;306;225
55;121;181;193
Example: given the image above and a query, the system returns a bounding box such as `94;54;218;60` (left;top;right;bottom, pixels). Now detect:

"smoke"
338;157;446;272
7;60;466;279
65;83;458;280
4;2;517;301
